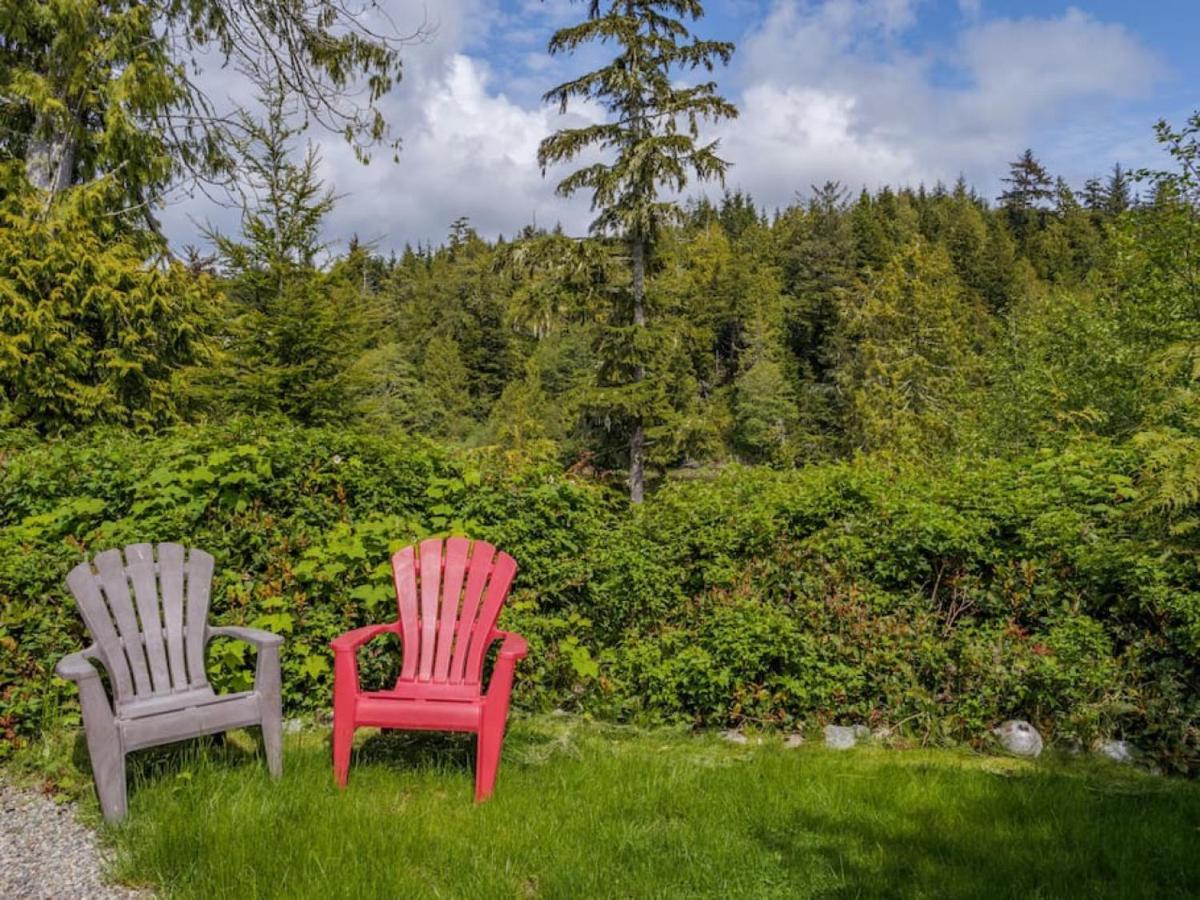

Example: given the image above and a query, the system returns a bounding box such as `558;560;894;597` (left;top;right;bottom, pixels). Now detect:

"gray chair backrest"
66;543;215;704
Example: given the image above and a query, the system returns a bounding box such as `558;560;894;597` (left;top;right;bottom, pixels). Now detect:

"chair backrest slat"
392;546;420;681
125;543;171;694
66;562;134;698
448;541;495;684
463;553;517;686
433;537;470;681
65;543;215;705
417;539;442;681
92;549;153;696
157;543;188;690
184;549;214;689
388;538;518;689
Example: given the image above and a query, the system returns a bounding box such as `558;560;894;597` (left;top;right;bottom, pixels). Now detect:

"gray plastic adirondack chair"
55;543;284;822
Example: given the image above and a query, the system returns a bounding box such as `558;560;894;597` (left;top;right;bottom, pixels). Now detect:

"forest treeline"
4;115;1199;486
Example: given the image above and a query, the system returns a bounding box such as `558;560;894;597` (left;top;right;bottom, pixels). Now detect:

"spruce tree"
538;0;737;502
999;149;1054;243
202;89;375;423
1104;163;1134;217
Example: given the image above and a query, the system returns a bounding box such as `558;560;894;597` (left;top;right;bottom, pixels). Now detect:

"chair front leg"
70;669;126;823
476;653;519;803
58;650;127;823
331;647;359;787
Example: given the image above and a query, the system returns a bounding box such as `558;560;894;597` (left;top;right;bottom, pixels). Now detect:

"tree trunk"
25;111;77;196
629;234;646;504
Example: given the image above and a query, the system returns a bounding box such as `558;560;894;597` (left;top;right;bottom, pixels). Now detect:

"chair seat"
117;687;220;719
386;680;482;702
355;693;484;732
119;691;262;752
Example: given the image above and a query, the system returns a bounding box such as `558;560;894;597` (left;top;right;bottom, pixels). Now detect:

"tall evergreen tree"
201;89;376;423
999;149;1054;243
537;0;737;502
1104;163;1134;217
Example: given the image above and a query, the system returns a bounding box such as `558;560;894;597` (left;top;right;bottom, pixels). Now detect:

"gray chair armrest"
208;625;285;648
207;626;283;706
56;646;105;682
55;646;117;721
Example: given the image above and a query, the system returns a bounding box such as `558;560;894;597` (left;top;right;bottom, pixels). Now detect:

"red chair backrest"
391;537;518;686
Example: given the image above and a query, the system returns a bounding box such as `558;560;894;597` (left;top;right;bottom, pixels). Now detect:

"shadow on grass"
105;728;272;808
743;763;1200;898
353;728;476;777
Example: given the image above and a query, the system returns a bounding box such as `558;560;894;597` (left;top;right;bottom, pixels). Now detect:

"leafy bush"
1;424;1197;771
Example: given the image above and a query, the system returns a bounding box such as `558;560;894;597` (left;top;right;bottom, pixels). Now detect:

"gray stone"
783;733;805;749
993;720;1043;758
1098;739;1134;764
283;718;305;734
824;724;858;750
852;724;871;740
720;729;748;745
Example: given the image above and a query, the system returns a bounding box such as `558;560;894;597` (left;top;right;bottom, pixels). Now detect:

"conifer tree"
538;0;737;502
201;89;375;423
1104;163;1134;217
1;0;417;213
999;149;1054;243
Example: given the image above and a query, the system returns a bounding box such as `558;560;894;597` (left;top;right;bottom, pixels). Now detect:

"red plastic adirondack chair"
330;537;527;801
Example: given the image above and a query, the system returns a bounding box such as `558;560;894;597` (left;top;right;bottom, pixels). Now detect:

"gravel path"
0;778;148;899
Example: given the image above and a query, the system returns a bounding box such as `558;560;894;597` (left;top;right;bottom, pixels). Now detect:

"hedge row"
2;423;1197;770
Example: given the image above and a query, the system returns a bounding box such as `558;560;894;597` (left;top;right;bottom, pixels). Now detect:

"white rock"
824;724;858;750
720;729;748;745
993;720;1043;758
1098;739;1134;764
283;718;305;734
783;733;805;749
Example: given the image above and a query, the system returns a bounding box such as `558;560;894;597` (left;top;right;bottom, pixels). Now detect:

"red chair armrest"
495;630;528;661
330;622;399;653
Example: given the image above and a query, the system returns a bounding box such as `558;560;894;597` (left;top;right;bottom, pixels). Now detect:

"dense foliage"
1;421;1198;772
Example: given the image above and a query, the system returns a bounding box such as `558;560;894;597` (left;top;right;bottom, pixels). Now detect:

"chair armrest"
330;622;399;654
56;646;105;683
208;626;283;699
494;630;528;661
55;646;116;720
483;631;527;702
208;625;285;649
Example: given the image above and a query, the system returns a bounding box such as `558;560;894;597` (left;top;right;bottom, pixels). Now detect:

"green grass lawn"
95;718;1199;898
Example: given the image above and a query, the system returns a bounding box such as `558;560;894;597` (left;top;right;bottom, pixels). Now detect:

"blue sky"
163;1;1199;252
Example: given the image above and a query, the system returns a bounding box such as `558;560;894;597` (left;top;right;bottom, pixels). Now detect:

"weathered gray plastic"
56;544;283;822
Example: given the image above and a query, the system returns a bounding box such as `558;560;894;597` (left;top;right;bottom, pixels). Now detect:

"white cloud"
958;0;982;19
717;85;922;201
958;8;1161;125
315;53;597;248
715;2;1162;203
161;0;1166;252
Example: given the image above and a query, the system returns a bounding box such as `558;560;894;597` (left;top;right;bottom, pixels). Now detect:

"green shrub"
1;424;1197;771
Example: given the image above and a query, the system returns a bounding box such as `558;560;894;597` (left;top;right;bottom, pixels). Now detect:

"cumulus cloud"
315;53;597;248
715;1;1162;204
161;0;1165;252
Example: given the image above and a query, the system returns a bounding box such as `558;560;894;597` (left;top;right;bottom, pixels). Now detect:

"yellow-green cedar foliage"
0;168;217;431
